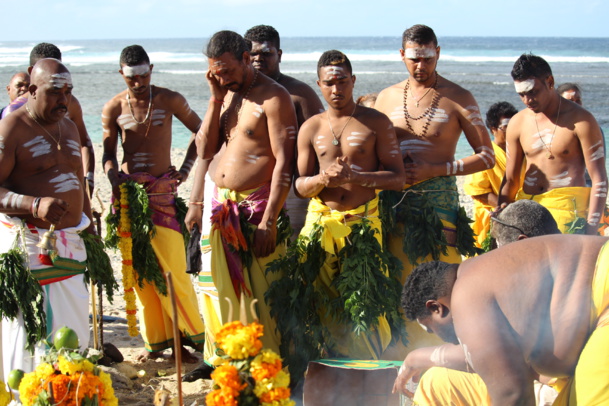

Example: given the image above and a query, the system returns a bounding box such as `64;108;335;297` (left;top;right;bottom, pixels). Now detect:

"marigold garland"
206;321;294;406
117;184;139;337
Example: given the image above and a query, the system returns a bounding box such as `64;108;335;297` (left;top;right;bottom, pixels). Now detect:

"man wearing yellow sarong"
464;101;518;248
375;25;494;360
102;45;205;362
394;234;609;406
500;54;607;236
267;50;405;382
183;30;297;381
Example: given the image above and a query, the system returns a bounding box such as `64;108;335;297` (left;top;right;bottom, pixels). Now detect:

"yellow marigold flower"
216;321;264;359
206;387;240;406
99;370;119;406
250;350;283;381
260;387;292;403
57;356;95;375
35;362;55;380
211;364;247;392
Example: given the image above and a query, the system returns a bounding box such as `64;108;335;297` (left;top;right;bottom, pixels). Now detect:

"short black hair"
491;200;560;244
205;30;249;60
511;53;552;82
244;25;280;50
120;45;150;67
30;43;62;66
485;101;518;130
402;24;438;48
557;82;582;95
317;50;352;77
402;261;455;321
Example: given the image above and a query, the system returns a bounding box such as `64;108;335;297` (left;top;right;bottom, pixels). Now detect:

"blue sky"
3;0;608;41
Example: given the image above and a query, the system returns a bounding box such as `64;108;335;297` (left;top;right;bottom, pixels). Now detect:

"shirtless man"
244;24;324;237
185;30;297;381
2;44;95;195
0;59;95;376
102;45;204;363
270;50;405;369
499;54;607;234
0;72;29;117
395;234;609;405
374;24;493;358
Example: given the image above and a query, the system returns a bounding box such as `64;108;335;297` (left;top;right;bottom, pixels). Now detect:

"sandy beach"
88;142;474;405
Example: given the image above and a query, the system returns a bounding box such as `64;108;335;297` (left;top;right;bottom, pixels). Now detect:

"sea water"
1;36;608;163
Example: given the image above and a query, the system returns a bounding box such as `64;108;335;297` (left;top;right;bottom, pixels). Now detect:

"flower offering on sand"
206;320;294;406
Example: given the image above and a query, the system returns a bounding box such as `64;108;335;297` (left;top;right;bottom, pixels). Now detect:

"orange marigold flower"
206;387;240;406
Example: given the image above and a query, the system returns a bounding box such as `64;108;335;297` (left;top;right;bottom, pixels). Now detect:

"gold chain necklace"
25;104;62;150
534;96;562;160
225;69;258;142
327;104;357;146
126;86;153;125
403;72;440;138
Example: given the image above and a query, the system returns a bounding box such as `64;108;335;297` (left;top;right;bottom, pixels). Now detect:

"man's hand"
206;69;228;102
254;221;277;258
324;157;353;188
404;151;435;185
37;197;69;225
167;166;186;185
392;355;424;398
184;204;203;233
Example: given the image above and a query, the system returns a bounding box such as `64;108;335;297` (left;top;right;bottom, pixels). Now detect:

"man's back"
277;74;323;126
454;235;607;378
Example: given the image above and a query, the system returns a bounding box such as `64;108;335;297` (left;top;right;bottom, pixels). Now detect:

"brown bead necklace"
403;72;440;138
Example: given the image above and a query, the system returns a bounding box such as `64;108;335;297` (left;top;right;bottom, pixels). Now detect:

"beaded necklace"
403;72;440;138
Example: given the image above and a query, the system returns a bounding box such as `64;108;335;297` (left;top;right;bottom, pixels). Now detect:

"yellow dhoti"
413;367;490;406
207;184;287;357
516;187;590;234
137;226;206;351
553;240;609;405
299;196;394;359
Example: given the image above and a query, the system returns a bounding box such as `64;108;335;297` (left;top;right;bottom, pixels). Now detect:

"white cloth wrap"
0;213;90;381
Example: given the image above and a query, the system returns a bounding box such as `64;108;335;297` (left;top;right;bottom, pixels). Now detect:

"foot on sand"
182;362;214;382
135;349;165;362
171;345;199;364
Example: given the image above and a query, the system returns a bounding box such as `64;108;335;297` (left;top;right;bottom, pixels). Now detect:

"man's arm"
393;344;469;396
576;113;608;234
168;92;202;183
184;157;209;232
254;89;297;257
68;97;95;194
499;118;525;205
294;118;327;198
196;70;228;160
101;100;122;198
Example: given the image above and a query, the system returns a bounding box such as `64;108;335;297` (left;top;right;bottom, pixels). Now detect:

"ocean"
1;36;608;161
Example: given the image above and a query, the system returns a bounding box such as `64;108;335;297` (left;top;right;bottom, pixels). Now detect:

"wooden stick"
91;281;99;350
165;272;183;406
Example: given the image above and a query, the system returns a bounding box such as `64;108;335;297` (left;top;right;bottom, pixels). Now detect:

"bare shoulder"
258;75;292;105
563;99;598;125
102;91;127;115
377;80;407;99
357;105;392;129
0;110;27;143
298;111;324;134
279;74;317;98
437;76;475;104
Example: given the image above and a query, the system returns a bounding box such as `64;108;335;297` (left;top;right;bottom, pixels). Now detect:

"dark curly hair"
402;24;438;48
244;25;280;50
317;50;352;77
205;30;249;60
402;261;455;321
485;101;518;130
30;43;62;66
119;45;150;67
511;53;552;82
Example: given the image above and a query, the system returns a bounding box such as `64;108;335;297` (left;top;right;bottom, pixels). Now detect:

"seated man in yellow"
463;101;517;249
266;50;406;382
395;234;608;405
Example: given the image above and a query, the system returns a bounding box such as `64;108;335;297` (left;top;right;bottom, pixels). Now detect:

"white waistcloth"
0;213;90;381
